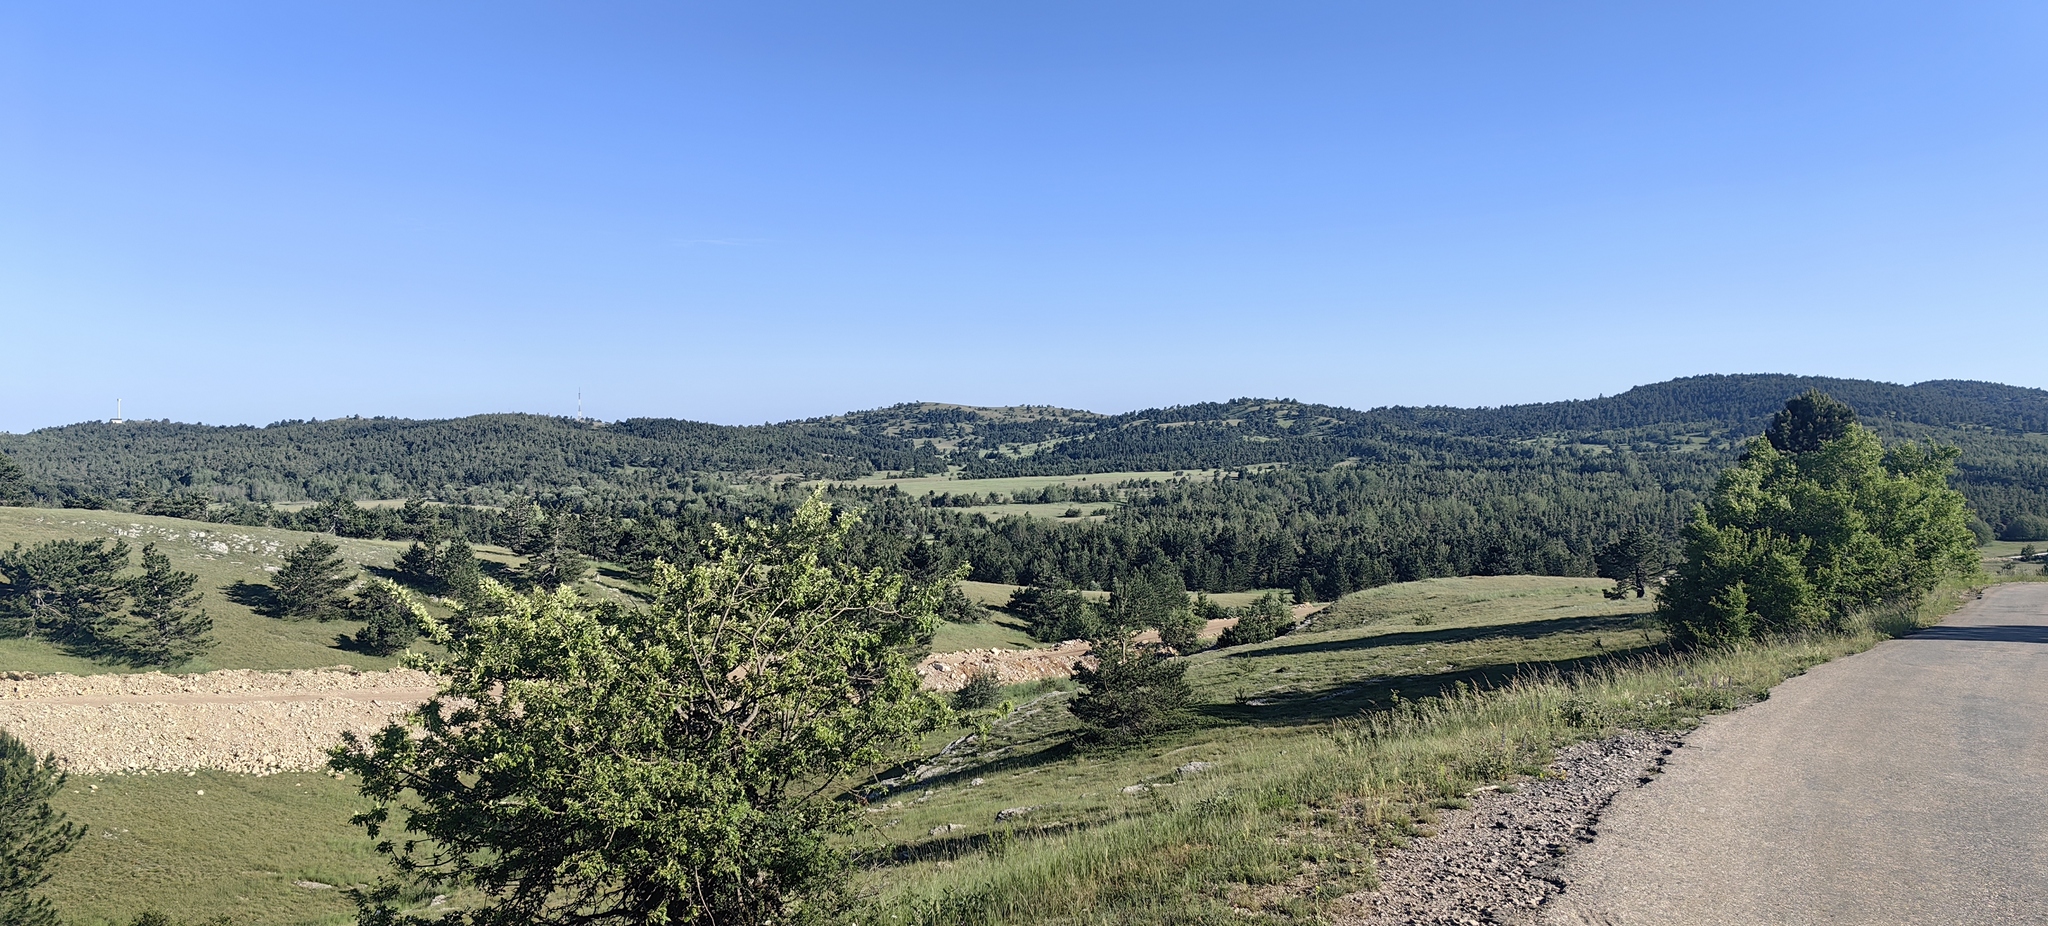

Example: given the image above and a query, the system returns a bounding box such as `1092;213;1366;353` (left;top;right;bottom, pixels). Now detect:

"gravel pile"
1339;731;1682;926
917;641;1092;692
0;668;440;775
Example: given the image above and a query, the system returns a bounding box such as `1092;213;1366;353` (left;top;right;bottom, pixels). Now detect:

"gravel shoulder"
1335;731;1682;926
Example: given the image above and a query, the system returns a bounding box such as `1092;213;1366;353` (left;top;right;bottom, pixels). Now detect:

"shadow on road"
1906;624;2048;644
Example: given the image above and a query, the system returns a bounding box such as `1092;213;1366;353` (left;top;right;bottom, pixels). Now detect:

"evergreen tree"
1068;598;1193;747
270;537;354;620
346;579;423;656
1595;527;1666;599
1659;393;1978;646
0;452;30;505
517;509;590;592
116;544;213;666
1009;585;1094;642
0;729;84;926
1217;592;1293;648
0;538;131;645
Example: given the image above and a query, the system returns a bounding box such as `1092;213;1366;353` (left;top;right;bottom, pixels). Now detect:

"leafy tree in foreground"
1659;393;1977;646
271;537;354;620
1595;527;1666;599
1;728;84;926
332;493;950;926
0;538;131;646
116;544;214;666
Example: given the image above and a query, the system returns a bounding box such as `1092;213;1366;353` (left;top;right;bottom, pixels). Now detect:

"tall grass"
873;579;1979;925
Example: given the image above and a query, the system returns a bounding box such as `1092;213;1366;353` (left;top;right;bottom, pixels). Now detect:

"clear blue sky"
5;2;2045;431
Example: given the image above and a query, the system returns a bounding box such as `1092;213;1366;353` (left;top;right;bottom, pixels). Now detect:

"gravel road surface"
1543;582;2048;925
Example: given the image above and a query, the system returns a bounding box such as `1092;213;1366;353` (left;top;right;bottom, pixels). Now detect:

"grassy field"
837;470;1223;497
0;507;651;675
853;577;1984;924
0;508;423;674
41;770;379;926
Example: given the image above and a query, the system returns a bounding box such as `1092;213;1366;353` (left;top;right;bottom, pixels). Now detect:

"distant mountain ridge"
3;375;2044;527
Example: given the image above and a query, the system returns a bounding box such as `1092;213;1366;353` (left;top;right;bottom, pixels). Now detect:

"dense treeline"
929;460;1708;597
0;413;937;506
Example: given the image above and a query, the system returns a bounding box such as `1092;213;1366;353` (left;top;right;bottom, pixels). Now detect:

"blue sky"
4;2;2045;431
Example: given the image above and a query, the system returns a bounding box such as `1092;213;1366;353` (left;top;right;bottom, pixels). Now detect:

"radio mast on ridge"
111;399;124;424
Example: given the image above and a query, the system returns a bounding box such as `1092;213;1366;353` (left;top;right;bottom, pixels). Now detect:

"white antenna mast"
112;399;124;424
577;389;584;422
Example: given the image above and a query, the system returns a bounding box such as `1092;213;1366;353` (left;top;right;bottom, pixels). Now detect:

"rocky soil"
916;641;1092;692
0;667;439;775
1337;731;1683;926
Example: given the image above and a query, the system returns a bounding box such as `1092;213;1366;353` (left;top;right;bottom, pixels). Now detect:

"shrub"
952;670;1004;711
1217;592;1293;648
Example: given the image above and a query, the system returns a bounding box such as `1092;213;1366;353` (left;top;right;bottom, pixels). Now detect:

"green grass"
16;573;1992;925
41;770;380;926
0;507;646;675
0;508;422;674
855;576;1985;924
947;502;1115;521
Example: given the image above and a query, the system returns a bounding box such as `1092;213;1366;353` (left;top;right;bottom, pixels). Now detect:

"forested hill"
3;375;2044;525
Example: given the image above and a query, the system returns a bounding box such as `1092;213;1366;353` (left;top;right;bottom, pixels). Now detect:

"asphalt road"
1543;582;2048;926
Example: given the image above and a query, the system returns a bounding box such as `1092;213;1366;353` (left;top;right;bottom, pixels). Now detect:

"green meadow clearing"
0;507;422;674
0;508;652;675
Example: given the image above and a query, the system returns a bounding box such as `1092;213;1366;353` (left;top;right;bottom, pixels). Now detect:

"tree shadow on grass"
224;580;280;616
1230;613;1651;660
1198;643;1668;727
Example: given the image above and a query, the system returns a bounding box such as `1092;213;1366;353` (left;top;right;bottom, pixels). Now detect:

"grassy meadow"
9;531;2008;924
0;508;424;674
858;577;1984;924
41;771;378;926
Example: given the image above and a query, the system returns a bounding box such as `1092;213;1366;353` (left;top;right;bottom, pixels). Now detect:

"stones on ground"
928;824;966;837
0;667;440;774
995;805;1036;822
1176;760;1215;777
1122;784;1150;794
1336;730;1681;926
969;777;985;787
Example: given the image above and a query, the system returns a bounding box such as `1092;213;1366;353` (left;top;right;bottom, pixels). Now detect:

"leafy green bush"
1659;392;1977;646
952;670;1004;711
1217;592;1293;648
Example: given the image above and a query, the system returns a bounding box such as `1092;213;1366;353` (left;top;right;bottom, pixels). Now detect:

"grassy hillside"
0;508;423;674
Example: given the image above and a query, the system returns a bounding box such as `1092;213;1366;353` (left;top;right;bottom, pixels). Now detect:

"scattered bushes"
1217;592;1293;648
952;670;1004;711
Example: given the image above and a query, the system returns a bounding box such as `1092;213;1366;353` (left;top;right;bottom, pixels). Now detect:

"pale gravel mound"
0;668;440;775
917;641;1092;692
1336;731;1682;926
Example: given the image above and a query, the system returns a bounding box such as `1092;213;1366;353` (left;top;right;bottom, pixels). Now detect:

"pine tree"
116;544;213;666
270;537;354;620
0;452;29;505
0;729;84;926
516;511;589;592
0;539;131;645
346;579;423;656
